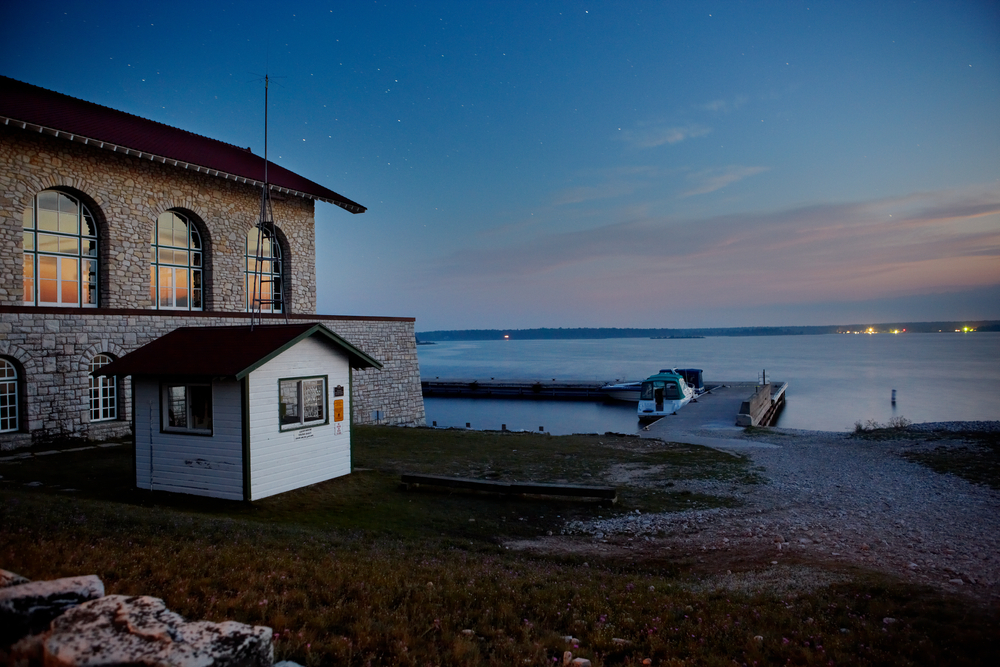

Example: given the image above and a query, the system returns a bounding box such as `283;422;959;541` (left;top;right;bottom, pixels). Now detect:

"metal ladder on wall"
250;75;288;329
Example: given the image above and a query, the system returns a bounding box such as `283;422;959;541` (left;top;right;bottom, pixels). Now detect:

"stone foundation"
0;307;425;450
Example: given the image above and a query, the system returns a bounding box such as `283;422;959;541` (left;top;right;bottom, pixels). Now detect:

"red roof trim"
0;305;415;323
94;323;381;379
0;76;365;214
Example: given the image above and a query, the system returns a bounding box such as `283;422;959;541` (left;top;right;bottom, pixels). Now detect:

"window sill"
162;427;213;437
279;420;328;432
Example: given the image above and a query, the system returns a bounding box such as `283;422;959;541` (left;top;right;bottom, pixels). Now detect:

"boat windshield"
640;380;681;400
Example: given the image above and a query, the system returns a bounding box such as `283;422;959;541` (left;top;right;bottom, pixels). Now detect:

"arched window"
22;190;98;307
150;211;202;310
89;354;117;422
0;359;18;433
245;226;282;312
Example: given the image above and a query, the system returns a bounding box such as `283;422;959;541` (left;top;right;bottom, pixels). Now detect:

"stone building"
0;75;425;450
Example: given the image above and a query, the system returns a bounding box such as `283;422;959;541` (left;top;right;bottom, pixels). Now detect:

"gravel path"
559;422;1000;602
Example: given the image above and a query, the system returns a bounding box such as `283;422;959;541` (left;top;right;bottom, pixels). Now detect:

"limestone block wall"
0;127;317;314
329;318;426;427
0;308;425;451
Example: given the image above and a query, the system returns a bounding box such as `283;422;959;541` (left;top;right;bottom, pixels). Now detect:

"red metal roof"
0;76;365;214
94;323;381;379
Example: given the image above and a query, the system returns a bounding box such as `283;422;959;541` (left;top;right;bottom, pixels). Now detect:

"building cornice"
2;115;364;213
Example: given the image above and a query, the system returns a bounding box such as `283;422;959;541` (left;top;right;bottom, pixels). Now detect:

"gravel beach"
545;422;1000;603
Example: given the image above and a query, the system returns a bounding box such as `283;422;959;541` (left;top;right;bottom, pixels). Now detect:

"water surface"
417;333;1000;434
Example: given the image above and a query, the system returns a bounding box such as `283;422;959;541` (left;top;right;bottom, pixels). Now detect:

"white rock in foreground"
0;574;104;646
0;568;30;588
44;595;272;667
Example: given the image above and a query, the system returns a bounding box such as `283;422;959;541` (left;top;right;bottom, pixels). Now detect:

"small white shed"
95;323;382;501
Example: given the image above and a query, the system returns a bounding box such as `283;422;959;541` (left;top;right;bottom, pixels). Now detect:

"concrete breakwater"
737;382;788;427
422;378;785;428
422;378;611;400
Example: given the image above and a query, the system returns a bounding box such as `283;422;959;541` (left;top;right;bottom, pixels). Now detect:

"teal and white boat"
637;370;695;420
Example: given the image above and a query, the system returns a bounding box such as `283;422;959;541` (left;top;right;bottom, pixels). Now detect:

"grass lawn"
1;426;997;666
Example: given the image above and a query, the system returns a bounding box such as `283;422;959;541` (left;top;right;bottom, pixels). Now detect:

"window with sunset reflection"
150;211;202;310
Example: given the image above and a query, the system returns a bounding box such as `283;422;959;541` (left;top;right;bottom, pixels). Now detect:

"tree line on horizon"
417;321;1000;341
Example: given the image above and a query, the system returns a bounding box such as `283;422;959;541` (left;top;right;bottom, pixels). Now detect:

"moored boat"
603;368;704;402
600;381;643;402
637;370;695;420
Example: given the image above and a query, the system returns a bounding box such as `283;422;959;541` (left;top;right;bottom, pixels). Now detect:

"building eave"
1;114;366;214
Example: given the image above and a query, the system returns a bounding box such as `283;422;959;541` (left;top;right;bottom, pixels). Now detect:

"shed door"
136;394;153;490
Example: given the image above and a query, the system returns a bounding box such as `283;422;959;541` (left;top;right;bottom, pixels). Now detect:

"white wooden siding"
247;336;351;500
133;377;244;500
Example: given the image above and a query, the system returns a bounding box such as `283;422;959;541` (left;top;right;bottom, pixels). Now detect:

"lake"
417;333;1000;434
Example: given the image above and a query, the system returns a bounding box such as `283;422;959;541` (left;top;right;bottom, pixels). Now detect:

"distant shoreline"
417;321;999;341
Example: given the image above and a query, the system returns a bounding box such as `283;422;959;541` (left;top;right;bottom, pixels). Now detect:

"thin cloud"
900;201;1000;224
680;165;770;197
551;166;664;206
552;181;643;206
619;123;711;149
695;95;748;113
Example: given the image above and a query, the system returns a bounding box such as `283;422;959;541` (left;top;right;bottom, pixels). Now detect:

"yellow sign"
333;399;344;422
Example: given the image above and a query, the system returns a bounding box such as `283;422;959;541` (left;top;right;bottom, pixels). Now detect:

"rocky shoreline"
554;421;1000;602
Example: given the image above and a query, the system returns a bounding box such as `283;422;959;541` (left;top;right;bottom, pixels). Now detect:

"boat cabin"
638;371;694;419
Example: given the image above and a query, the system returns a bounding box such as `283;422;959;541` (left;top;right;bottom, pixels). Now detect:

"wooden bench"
400;473;617;502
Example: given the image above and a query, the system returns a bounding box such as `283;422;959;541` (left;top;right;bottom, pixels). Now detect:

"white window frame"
23;190;99;308
0;359;18;433
278;375;328;431
150;211;203;311
161;383;213;435
245;226;283;313
89;354;117;422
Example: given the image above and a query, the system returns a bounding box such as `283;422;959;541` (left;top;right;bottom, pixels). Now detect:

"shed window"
279;376;327;430
162;383;212;434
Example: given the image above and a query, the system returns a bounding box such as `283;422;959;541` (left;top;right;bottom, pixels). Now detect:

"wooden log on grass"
400;473;617;502
508;481;617;500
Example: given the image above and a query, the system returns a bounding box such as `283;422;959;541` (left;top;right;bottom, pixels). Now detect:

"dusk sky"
4;1;998;330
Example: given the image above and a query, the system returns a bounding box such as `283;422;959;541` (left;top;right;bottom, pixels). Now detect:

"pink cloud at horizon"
410;184;1000;322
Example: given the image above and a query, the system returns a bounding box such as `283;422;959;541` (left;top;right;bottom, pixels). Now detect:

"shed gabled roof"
0;76;365;214
94;324;381;379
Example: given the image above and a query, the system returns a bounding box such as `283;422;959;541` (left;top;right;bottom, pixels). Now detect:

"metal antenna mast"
250;74;287;328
